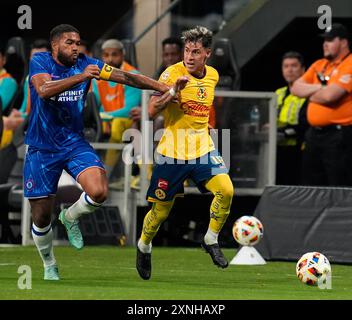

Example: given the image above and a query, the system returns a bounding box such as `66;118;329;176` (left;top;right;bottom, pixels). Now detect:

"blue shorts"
146;150;229;202
24;140;105;198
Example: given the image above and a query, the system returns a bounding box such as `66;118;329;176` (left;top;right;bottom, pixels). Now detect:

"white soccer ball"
296;252;331;286
232;215;264;246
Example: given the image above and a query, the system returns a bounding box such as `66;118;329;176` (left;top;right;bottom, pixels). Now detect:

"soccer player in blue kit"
25;24;188;280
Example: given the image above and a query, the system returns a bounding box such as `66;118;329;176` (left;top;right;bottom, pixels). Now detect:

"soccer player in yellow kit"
136;26;234;280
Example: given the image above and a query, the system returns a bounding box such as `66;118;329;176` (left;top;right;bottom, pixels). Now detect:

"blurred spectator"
130;37;183;124
79;39;91;56
154;37;183;80
29;39;51;57
275;51;308;185
19;39;50;117
92;39;142;178
291;23;352;186
1;109;24;149
0;44;18;112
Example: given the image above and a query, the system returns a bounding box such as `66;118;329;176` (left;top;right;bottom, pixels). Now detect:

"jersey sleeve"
29;53;51;81
158;65;181;86
332;63;352;93
84;55;105;71
151;65;181;96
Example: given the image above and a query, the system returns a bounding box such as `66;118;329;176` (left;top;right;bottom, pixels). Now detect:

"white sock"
31;223;56;268
65;192;103;222
138;238;152;254
204;228;219;245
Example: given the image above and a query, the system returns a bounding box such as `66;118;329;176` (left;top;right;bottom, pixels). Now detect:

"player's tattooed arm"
101;63;169;93
148;76;189;119
31;65;100;99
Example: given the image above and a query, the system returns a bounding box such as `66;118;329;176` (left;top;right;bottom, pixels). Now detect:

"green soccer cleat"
59;209;84;250
44;265;60;281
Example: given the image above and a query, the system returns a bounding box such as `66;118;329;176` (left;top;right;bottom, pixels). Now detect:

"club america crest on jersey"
197;87;207;100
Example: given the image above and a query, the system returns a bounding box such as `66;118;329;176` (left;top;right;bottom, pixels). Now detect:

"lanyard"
318;52;351;83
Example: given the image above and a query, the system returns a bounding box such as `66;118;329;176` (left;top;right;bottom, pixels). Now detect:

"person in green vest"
275;51;308;185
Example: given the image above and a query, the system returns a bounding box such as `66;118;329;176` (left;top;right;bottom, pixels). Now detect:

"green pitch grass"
0;246;351;300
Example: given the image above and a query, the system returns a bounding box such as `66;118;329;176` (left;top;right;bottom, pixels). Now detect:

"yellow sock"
140;200;174;245
204;174;234;235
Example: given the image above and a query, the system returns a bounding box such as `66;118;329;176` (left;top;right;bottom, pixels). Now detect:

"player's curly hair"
181;26;213;49
50;24;80;42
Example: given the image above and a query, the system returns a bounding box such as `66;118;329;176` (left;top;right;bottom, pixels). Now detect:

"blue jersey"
25;52;104;151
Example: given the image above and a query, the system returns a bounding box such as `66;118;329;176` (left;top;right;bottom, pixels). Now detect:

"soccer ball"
232;216;264;246
296;252;331;286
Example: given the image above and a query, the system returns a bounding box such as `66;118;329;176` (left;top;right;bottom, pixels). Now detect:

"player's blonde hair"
181;26;213;48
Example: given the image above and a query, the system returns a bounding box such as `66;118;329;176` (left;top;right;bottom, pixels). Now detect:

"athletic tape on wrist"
169;87;176;97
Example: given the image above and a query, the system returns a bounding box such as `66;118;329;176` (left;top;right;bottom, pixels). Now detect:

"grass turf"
0;245;350;300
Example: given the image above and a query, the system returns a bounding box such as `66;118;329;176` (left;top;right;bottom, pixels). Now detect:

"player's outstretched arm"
100;64;169;93
32;65;100;99
148;76;189;119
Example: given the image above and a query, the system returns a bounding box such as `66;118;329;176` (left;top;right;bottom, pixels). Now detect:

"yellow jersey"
156;61;219;160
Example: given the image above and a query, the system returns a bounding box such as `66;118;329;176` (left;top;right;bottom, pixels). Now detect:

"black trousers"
276;145;302;185
302;125;352;186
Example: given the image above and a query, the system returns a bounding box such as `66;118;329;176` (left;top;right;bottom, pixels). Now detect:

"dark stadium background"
1;1;352;248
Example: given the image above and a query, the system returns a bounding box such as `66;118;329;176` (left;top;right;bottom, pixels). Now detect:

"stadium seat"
83;92;103;142
121;39;138;68
207;38;241;90
0;142;21;243
0;116;27;243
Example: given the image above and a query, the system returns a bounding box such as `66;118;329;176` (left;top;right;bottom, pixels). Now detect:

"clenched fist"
174;76;189;92
83;64;101;80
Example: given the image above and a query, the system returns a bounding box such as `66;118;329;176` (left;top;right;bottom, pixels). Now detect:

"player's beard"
57;50;76;67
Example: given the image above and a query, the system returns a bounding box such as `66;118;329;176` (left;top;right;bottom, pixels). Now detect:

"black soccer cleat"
136;247;152;280
201;240;229;269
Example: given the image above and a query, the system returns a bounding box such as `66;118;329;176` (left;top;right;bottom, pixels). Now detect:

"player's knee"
222;183;234;200
88;184;108;203
218;182;234;205
30;198;53;227
32;212;51;228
